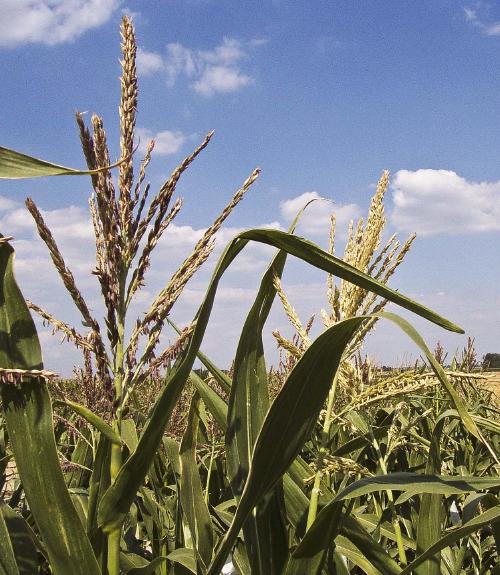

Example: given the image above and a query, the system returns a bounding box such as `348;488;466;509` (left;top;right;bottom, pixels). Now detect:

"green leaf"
166;548;197;574
207;316;367;575
0;145;124;179
54;399;121;445
188;370;228;431
335;472;500;501
400;505;500;575
238;229;463;334
179;393;215;571
86;435;111;570
98;225;461;535
226;238;291;575
377;312;485;445
415;419;445;575
127;557;168;575
0;502;19;575
0;240;101;575
0;503;38;575
339;516;402;575
284;501;345;575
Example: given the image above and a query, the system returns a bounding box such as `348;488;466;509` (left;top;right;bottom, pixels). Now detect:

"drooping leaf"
377;312;485;445
166;548;197;574
0;145;124;179
97;226;461;534
335;472;500;501
54;399;121;445
0;502;19;575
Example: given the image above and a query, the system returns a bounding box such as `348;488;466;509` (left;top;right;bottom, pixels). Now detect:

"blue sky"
1;0;500;374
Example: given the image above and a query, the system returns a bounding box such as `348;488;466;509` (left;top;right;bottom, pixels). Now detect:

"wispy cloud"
391;168;500;235
280;191;361;237
0;0;121;48
137;37;260;96
135;128;188;155
464;6;500;36
136;46;164;74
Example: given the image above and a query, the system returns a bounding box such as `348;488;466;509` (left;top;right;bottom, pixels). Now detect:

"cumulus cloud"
0;0;121;48
280;191;361;237
138;37;257;96
136;46;164;75
391;169;500;235
136;127;187;155
464;6;500;36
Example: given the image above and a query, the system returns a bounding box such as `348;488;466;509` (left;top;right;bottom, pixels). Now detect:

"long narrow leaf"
335;473;500;501
400;505;500;575
207;316;367;575
54;399;121;445
415;419;445;575
97;226;461;534
0;240;101;575
0;502;19;575
179;393;215;571
0;146;124;179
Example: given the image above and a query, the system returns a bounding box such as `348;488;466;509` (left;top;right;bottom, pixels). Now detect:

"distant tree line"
483;353;500;369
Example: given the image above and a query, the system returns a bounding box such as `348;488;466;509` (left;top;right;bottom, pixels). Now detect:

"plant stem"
306;373;338;530
107;269;127;575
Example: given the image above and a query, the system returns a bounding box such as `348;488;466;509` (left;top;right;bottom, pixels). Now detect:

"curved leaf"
54;399;121;445
400;505;500;575
0;146;124;179
97;226;461;534
335;473;500;501
0;240;101;575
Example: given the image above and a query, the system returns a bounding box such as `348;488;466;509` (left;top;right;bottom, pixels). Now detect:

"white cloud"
464;6;500;35
137;47;164;75
391;169;500;235
139;37;258;96
136;128;187;155
280;191;361;237
193;65;252;96
0;0;121;48
0;196;19;211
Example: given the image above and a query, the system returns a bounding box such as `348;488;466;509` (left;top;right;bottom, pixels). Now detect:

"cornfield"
0;16;499;575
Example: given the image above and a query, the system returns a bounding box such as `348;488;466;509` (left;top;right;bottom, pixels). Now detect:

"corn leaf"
0;502;40;575
166;548;197;574
188;369;227;430
54;399;121;445
206;316;367;575
0;502;19;575
415;419;445;575
238;229;463;334
335;473;500;501
0;240;101;575
0;145;123;179
97;227;461;535
377;312;486;445
400;505;500;575
226;237;291;574
179;393;215;571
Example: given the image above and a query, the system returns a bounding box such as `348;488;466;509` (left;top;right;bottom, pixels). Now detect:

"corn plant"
1;14;499;575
